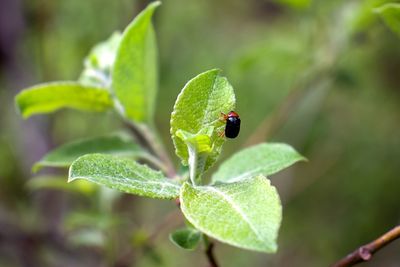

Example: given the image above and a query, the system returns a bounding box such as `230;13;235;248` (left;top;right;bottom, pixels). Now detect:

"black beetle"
222;111;240;139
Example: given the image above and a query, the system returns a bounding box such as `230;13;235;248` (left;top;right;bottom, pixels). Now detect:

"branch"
243;67;332;147
205;242;219;267
331;225;400;267
243;5;354;147
203;235;219;267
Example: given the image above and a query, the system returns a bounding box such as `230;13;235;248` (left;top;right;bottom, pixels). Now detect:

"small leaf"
15;82;113;118
176;128;213;185
212;143;306;184
180;175;282;253
33;134;145;172
69;154;180;199
374;3;400;37
176;128;214;154
112;1;160;123
170;69;235;172
79;32;122;87
169;228;202;250
27;175;96;195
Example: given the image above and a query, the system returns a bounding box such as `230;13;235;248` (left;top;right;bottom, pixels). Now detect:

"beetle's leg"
217;130;225;138
219;112;228;122
208;112;227;125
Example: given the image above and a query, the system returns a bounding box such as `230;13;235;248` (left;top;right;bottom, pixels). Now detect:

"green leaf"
169;228;202;250
112;1;160;123
212;143;306;184
79;32;122;88
33;134;145;172
27;175;96;195
15;82;113;118
69;154;180;199
276;0;311;9
180;175;282;253
374;3;400;37
176;128;213;185
170;69;236;172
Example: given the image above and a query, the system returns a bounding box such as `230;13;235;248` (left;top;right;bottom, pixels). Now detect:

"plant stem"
331;225;400;267
188;146;198;185
203;235;219;267
124;120;177;178
243;2;355;147
147;123;177;177
243;67;332;147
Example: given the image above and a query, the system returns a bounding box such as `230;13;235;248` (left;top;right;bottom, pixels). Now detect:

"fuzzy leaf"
212;143;306;184
375;3;400;37
112;1;160;122
170;69;235;172
15;82;112;118
33;134;145;172
69;154;180;199
79;32;122;87
180;175;282;253
169;228;202;250
176;128;213;185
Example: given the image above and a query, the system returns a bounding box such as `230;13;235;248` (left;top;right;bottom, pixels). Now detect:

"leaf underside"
15;82;113;118
169;228;202;250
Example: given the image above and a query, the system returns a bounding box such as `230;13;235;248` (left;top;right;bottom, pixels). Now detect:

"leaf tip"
169;228;201;250
149;1;162;9
68;162;78;183
67;175;76;183
206;68;221;76
140;0;162;18
31;163;42;173
168;232;195;251
14;93;28;119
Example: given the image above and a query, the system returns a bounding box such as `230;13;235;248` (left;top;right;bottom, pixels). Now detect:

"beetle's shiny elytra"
223;111;241;139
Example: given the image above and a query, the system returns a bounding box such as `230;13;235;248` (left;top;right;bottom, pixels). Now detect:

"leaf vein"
204;186;265;244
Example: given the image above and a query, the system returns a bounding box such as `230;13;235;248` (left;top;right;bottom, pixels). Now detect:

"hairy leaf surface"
170;69;235;172
180;175;282;253
212;143;306;184
69;154;180;199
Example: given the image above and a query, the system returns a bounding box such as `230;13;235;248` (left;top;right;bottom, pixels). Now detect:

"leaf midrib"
204;186;265;244
72;174;180;190
219;161;287;183
200;73;219;129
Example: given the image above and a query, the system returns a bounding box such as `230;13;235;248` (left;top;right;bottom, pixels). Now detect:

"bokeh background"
0;0;399;266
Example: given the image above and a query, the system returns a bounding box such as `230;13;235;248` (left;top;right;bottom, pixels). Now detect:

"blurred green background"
0;0;399;266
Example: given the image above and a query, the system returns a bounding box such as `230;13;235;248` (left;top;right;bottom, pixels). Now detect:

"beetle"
221;111;241;139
